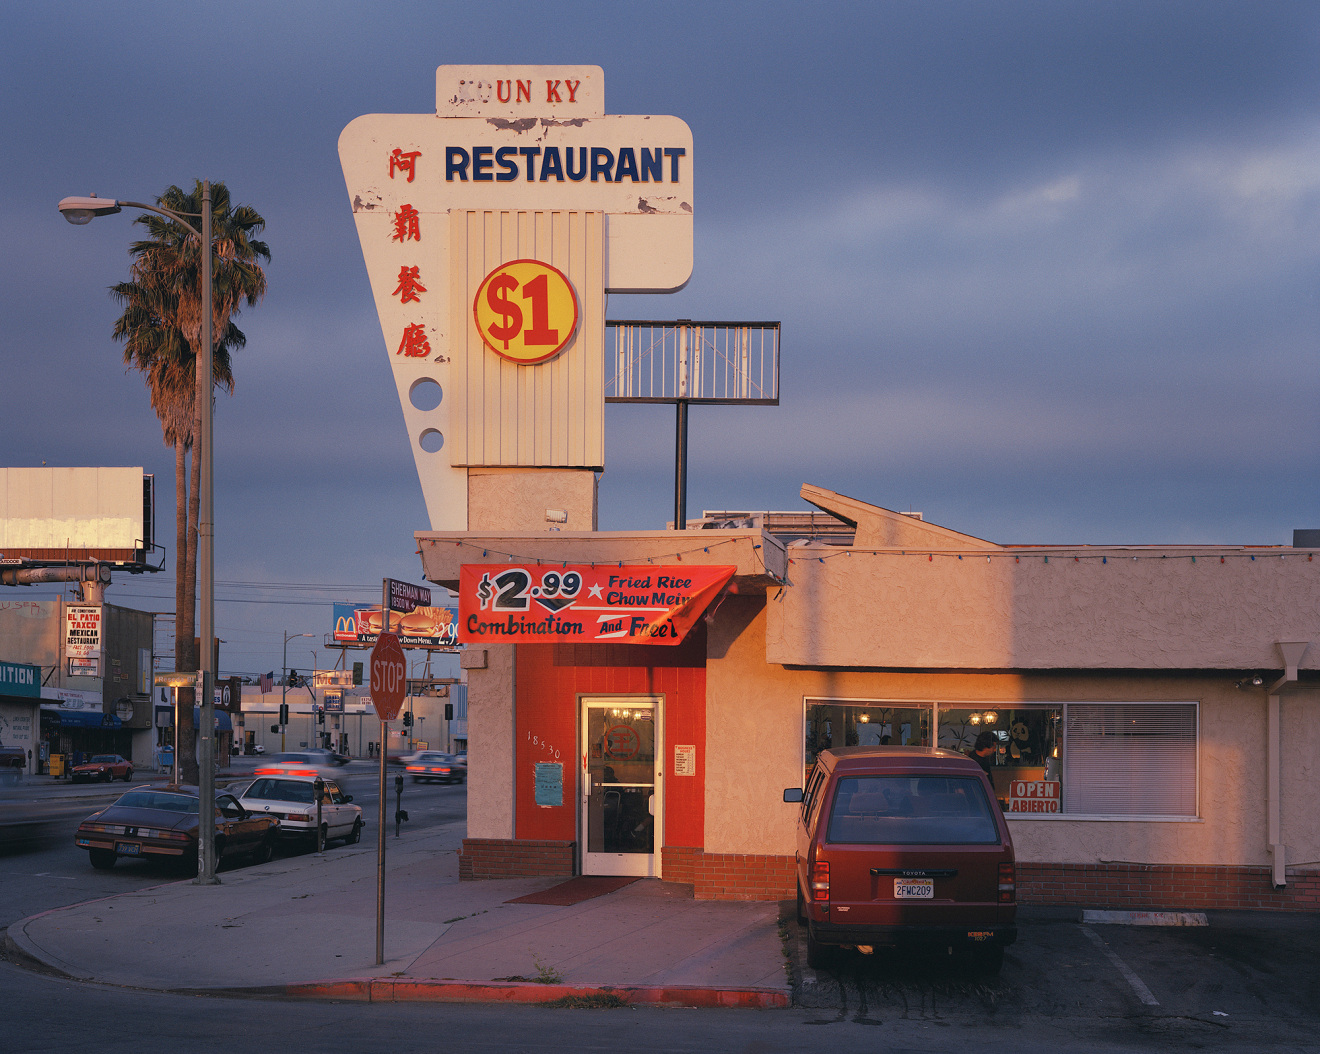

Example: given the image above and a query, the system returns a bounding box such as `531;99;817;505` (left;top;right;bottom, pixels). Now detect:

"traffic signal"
279;703;289;724
444;703;454;721
288;669;301;688
270;724;280;734
402;711;413;727
317;708;325;725
352;661;363;686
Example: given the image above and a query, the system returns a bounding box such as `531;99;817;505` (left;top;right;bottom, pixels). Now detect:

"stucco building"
418;484;1320;911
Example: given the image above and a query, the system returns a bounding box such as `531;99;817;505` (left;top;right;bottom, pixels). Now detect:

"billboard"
0;467;151;560
333;603;458;649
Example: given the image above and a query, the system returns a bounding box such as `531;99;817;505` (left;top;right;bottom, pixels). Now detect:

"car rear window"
825;775;1001;845
245;778;315;803
117;790;197;813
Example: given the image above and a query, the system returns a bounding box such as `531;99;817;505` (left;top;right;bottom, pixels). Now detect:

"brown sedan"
70;754;133;782
74;785;279;871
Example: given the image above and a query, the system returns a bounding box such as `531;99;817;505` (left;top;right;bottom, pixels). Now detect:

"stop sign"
369;632;406;721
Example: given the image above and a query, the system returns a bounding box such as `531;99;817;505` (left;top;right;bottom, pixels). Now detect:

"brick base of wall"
1019;862;1320;912
692;852;795;902
661;845;701;886
459;838;575;881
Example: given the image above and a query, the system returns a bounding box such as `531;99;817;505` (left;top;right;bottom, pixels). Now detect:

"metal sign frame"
604;319;781;528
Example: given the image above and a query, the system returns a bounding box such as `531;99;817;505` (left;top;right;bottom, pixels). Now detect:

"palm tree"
111;181;269;784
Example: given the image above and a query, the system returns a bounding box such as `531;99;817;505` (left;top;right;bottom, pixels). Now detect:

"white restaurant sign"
338;65;693;530
64;605;102;660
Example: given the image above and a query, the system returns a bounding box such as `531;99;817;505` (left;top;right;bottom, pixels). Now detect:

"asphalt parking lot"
783;905;1320;1047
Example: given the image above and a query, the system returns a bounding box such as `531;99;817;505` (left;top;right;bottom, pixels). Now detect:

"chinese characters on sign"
387;156;429;358
458;565;735;646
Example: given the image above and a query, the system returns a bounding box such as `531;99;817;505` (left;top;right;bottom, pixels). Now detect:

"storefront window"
936;703;1197;819
938;706;1062;812
803;699;931;778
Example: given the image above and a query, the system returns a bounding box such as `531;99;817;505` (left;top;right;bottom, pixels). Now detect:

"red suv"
785;746;1017;971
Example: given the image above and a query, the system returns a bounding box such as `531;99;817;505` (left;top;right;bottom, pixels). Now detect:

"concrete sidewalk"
7;822;791;1008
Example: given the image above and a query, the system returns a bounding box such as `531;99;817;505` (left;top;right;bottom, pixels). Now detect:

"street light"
282;631;314;752
61;185;218;885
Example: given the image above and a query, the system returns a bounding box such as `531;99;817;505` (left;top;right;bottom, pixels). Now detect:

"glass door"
580;697;662;877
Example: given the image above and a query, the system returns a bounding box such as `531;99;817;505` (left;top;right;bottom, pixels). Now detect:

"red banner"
459;564;735;646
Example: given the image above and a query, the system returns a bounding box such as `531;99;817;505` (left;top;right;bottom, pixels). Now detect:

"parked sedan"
74;785;279;871
70;754;133;783
235;774;363;846
406;751;465;784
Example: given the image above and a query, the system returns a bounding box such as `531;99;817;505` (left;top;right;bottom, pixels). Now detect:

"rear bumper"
76;837;186;858
810;918;1017;949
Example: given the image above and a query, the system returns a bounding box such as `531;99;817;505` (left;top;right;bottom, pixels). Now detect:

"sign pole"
370;579;425;967
376;577;387;966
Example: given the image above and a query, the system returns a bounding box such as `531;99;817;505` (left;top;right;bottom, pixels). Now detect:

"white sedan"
235;774;363;847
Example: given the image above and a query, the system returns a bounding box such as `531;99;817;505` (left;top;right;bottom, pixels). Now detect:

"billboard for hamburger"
333;603;458;648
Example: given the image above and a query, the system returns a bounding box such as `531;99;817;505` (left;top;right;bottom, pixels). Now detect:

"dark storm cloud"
2;1;1317;674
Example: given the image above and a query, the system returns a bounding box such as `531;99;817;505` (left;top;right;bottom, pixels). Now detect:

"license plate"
894;878;933;898
115;842;141;855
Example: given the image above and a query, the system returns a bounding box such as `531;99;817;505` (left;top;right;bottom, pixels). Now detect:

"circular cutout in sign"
604;724;640;760
473;259;579;365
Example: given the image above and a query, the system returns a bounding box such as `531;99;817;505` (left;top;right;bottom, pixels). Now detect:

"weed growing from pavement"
531;951;563;984
542;993;628;1009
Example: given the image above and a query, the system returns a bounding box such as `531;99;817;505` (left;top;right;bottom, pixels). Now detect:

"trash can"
49;753;64;778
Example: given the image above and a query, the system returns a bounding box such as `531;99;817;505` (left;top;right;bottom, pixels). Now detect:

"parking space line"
1081;925;1159;1006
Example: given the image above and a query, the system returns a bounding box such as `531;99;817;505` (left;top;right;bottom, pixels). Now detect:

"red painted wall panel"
513;641;706;850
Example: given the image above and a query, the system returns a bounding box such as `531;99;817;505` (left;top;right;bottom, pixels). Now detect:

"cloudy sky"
2;1;1317;679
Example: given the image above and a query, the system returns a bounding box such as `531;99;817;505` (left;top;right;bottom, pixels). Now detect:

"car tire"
805;925;833;971
89;848;116;870
251;835;275;865
102;770;113;782
347;819;362;845
412;775;421;783
123;769;133;781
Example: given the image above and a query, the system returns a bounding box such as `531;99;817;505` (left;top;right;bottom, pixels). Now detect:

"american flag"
259;670;274;694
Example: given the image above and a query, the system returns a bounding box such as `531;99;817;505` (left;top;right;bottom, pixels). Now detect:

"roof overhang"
415;529;785;593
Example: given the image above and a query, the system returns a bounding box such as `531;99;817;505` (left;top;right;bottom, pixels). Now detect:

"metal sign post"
370;577;415;966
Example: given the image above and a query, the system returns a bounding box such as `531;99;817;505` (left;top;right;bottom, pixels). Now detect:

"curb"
276;978;790;1008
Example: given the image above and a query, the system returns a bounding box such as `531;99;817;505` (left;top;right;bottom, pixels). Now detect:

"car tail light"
998;861;1016;903
810;860;830;902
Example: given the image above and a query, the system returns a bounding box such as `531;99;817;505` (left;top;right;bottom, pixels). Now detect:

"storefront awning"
417;528;787;593
45;709;121;729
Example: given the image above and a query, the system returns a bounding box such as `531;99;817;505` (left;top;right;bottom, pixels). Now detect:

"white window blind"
1064;703;1198;817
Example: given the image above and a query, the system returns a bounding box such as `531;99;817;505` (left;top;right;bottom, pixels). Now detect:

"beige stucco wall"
1280;688;1320;869
467;467;597;532
767;551;1319;670
704;593;1320;870
464;643;515;839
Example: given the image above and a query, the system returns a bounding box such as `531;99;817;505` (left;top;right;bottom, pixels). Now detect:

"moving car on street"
74;785;279;871
253;751;341;779
785;746;1017;971
70;754;133;782
406;751;465;784
235;774;363;847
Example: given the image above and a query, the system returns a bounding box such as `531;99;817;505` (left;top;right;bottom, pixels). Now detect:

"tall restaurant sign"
339;66;693;530
458;565;733;645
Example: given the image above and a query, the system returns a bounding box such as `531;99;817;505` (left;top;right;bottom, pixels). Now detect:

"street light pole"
282;631;313;751
60;185;219;884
